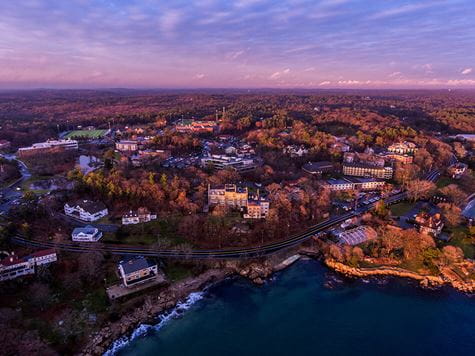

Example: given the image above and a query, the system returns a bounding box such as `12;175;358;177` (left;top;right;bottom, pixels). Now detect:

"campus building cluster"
175;119;218;134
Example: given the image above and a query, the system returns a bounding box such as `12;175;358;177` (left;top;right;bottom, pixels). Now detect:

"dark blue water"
113;260;475;356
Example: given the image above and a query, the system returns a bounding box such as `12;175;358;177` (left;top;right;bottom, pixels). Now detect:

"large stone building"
342;152;393;179
244;198;270;219
208;184;270;219
387;141;418;155
323;177;386;191
208;184;249;208
342;162;393;179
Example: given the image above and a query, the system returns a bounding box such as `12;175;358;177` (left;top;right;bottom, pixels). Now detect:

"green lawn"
20;175;55;194
163;263;193;282
64;129;108;139
390;202;414;216
102;219;188;247
436;176;455;189
446;226;475;259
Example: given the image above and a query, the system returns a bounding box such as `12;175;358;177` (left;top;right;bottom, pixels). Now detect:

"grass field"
390;201;414;216
436;176;455;189
64;129;108;139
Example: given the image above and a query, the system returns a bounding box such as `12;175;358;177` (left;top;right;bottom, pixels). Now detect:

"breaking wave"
103;291;205;356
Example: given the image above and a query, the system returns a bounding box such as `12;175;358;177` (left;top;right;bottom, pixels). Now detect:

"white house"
64;200;108;222
0;249;57;282
118;256;159;287
122;207;157;225
71;225;103;242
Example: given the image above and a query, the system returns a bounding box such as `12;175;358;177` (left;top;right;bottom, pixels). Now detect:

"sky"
0;0;474;89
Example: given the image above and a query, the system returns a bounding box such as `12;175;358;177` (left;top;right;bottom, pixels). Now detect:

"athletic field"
64;129;108;139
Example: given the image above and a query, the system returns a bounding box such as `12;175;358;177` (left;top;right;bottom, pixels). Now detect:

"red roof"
28;249;56;258
0;255;27;267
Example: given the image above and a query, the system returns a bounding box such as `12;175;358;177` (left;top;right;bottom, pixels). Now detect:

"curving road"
9;169;440;259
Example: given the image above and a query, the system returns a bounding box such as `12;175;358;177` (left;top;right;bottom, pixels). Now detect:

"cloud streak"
0;0;474;88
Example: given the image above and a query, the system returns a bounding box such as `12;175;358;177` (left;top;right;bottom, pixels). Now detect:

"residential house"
0;249;57;282
414;212;444;237
283;145;309;157
71;225;103;242
64;200;108;222
118;256;159;287
448;162;468;179
122;207;157;225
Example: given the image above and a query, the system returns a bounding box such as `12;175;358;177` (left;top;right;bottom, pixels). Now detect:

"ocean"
107;260;475;356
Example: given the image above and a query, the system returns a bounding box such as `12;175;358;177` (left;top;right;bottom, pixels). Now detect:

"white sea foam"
103;291;205;356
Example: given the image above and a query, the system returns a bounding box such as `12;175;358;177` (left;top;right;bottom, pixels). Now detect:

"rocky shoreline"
79;251;474;356
325;259;475;293
79;268;234;356
79;258;285;356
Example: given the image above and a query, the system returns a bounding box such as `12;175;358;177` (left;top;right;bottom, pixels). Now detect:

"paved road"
9;169;441;259
0;154;31;215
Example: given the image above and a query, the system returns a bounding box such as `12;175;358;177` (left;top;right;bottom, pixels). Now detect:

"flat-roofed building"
18;139;78;156
244;198;270;219
338;225;377;245
201;154;257;172
324;177;385;191
342;162;393;179
208;184;249;208
302;161;334;175
116;140;139;152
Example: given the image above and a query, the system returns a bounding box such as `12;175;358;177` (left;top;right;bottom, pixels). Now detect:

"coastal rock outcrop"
237;262;273;284
79;268;233;356
325;259;475;293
